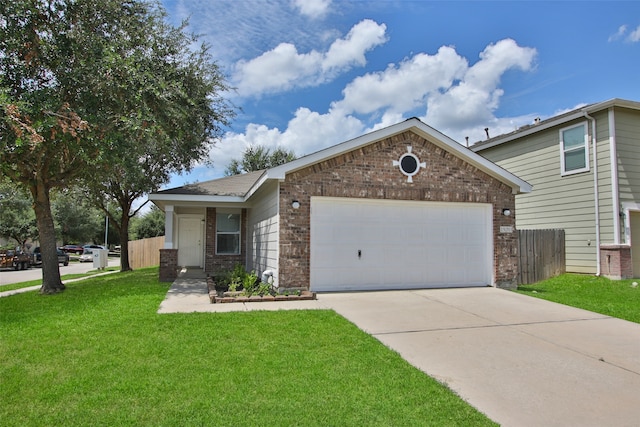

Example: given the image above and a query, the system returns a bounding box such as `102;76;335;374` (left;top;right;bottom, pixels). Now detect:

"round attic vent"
393;146;426;183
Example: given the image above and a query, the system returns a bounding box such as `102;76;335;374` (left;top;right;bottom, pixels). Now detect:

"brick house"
149;118;531;290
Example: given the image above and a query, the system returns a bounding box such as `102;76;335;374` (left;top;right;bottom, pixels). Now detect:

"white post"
164;205;174;249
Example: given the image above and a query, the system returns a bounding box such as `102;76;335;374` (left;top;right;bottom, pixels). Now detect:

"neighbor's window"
216;212;241;255
560;123;589;175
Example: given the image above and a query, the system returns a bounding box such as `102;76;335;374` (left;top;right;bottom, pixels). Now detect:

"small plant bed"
207;264;316;304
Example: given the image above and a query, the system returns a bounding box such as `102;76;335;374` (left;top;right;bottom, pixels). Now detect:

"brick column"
159;249;178;282
600;244;632;280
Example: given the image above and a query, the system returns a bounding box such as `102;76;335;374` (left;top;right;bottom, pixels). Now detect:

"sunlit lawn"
0;267;495;426
516;273;640;324
0;267;119;293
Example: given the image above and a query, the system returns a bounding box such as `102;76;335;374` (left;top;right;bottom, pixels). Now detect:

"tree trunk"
117;202;132;272
30;180;65;294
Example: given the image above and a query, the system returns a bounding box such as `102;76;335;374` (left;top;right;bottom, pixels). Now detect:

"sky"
159;0;640;189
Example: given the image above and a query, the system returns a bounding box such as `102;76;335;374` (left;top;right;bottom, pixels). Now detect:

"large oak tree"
0;0;233;292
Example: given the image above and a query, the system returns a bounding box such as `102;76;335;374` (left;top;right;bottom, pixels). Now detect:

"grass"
0;267;495;426
516;273;640;324
0;267;119;292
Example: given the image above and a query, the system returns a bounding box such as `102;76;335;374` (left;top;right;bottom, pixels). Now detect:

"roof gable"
261;117;531;195
150;118;531;208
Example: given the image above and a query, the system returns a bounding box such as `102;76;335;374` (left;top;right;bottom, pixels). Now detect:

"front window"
560;123;589;175
216;212;241;255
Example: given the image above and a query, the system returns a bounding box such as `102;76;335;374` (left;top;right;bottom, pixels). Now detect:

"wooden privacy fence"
128;236;165;269
518;229;565;285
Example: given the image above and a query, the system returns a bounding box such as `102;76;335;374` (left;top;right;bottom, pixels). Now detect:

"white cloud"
213;38;537;173
334;45;468;115
292;0;331;19
211;107;364;172
609;25;627;42
608;24;640;43
424;39;537;134
233;19;387;97
629;25;640;42
323;20;388;71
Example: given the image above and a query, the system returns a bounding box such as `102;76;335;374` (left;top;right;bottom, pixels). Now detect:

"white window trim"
215;209;241;255
560;122;590;176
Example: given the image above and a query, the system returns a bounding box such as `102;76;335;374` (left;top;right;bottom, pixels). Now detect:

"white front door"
310;197;493;291
178;216;204;267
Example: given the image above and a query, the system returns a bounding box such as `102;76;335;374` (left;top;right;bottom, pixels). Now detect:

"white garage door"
310;197;493;291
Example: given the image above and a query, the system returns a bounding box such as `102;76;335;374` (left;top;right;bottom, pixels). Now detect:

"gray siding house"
472;99;640;279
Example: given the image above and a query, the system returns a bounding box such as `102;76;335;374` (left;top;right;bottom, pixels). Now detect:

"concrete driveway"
320;287;640;427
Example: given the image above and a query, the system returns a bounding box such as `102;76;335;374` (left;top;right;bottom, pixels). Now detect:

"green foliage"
130;205;165;240
0;268;495;426
225;145;296;175
215;264;270;296
516;273;640;324
241;270;260;296
0;179;37;247
0;0;234;276
51;188;104;244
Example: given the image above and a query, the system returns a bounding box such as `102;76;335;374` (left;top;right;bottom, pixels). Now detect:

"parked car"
60;244;84;255
79;248;94;263
0;249;32;270
32;247;70;266
83;244;106;250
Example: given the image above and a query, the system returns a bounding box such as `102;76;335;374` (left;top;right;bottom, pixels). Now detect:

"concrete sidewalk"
157;273;329;313
157;277;640;426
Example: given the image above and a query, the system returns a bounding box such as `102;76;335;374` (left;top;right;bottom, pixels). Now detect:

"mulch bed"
207;276;316;304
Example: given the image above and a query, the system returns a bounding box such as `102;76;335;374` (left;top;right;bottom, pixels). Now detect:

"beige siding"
247;180;280;287
478;113;616;274
614;107;640;242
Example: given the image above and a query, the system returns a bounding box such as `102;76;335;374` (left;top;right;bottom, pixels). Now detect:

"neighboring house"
149;118;531;291
472;98;640;279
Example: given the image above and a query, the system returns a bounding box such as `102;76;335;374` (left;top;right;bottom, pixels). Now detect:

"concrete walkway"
158;278;640;426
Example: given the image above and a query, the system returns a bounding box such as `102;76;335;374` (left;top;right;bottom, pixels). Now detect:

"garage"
310;197;493;291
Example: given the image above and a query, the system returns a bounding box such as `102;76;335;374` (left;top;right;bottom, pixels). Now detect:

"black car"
32;247;70;266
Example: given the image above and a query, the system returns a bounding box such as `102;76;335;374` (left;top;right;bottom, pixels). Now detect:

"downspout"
584;112;601;275
608;108;621;244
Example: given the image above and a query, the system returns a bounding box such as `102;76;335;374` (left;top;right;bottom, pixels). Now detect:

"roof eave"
473;98;640;152
149;193;246;210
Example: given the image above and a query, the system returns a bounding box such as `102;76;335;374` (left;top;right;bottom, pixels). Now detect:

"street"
0;258;121;286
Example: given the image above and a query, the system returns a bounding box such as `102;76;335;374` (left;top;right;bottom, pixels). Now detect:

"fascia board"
148;193;245;204
244;171;271;201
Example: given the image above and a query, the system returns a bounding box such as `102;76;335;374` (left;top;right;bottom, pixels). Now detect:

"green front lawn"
0;267;119;293
516;274;640;324
0;268;495;426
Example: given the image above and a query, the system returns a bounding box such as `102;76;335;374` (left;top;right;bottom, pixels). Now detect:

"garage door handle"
358;250;362;258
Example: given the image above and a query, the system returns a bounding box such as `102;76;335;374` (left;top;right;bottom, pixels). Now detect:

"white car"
79;248;94;262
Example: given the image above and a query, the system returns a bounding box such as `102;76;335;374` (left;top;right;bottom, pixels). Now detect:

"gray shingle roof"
156;170;266;197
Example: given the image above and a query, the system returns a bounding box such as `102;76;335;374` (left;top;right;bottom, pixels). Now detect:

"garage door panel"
311;197;492;291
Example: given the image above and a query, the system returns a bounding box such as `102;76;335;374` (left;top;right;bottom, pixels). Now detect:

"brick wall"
205;207;247;275
159;249;178;282
278;130;518;289
600;244;632;280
